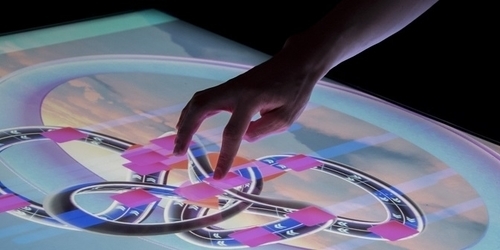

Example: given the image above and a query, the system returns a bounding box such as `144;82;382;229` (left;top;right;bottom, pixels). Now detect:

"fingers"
244;108;292;142
174;92;219;155
214;107;254;179
174;109;203;155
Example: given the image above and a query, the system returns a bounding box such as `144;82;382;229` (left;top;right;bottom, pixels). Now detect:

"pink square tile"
279;154;306;161
179;180;193;188
254;162;285;179
276;154;307;167
174;182;223;201
287;206;336;226
232;161;285;180
123;144;170;158
163;154;187;165
0;194;30;213
204;172;250;190
121;145;148;157
41;127;86;143
121;148;168;165
123;160;172;175
229;227;280;247
277;154;321;172
110;189;160;208
145;143;170;155
368;220;419;241
150;135;176;151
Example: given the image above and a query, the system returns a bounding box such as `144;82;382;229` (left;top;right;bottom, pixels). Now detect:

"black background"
1;1;498;143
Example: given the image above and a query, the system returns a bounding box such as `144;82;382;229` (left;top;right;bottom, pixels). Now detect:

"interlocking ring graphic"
0;126;424;248
3;55;498;248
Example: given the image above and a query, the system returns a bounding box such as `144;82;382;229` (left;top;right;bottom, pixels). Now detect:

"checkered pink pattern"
368;220;419;241
287;206;336;226
110;189;160;208
0;194;30;213
277;154;321;172
174;182;223;201
229;227;280;247
41;127;86;143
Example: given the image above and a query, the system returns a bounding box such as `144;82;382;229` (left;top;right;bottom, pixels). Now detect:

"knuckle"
273;114;294;129
192;90;204;99
189;97;205;108
189;90;210;107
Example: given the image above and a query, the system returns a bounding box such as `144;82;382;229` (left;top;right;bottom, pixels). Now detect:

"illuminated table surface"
0;9;499;249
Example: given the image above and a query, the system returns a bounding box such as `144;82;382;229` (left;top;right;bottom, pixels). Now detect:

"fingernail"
213;169;222;180
173;145;180;156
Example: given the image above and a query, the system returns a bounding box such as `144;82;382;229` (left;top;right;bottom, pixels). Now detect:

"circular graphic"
0;126;423;248
0;55;498;249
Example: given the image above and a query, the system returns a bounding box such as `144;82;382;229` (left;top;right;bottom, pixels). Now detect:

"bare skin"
174;0;438;179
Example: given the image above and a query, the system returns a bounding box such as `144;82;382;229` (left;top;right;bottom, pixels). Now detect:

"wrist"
279;31;343;81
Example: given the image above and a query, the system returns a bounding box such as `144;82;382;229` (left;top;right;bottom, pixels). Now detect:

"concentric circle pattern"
0;55;498;249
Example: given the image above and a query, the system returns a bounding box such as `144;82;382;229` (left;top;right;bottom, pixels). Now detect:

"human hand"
174;49;323;179
173;0;439;179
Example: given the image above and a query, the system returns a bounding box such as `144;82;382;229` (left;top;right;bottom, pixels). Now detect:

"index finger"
214;107;254;179
174;102;210;155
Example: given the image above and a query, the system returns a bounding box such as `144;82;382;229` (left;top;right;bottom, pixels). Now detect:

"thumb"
244;108;292;142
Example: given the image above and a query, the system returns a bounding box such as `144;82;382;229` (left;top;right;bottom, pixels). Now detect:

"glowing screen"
0;9;499;249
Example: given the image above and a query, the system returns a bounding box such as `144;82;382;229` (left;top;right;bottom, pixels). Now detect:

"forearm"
278;0;438;80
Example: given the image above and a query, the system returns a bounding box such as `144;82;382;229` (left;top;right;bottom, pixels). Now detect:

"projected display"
0;9;499;249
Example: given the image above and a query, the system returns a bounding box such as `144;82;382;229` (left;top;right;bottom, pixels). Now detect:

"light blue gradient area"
0;9;176;54
311;133;397;158
0;223;42;239
12;228;65;245
312;84;500;249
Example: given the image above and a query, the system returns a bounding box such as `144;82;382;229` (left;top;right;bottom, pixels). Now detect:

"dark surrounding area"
1;1;497;143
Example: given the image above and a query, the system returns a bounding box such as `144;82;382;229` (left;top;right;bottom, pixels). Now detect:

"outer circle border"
0;55;498;248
